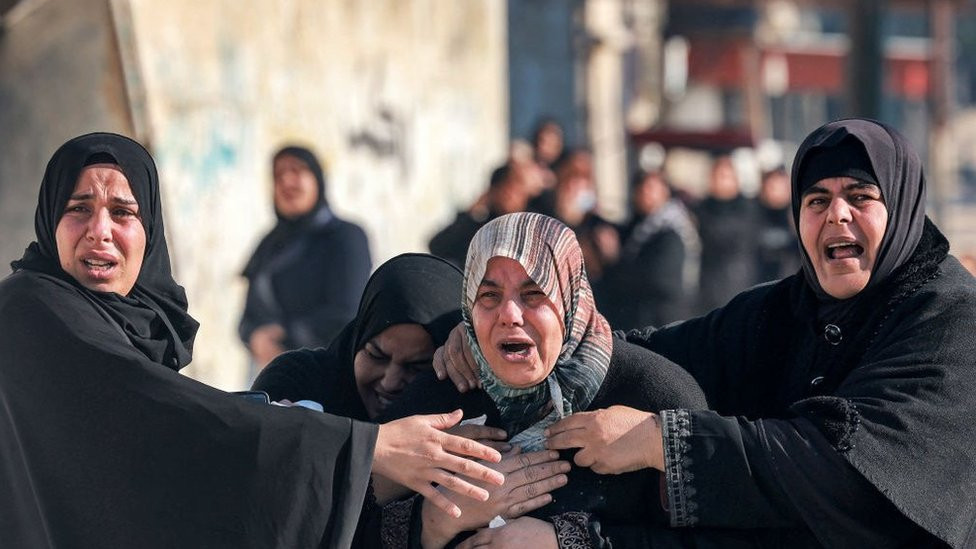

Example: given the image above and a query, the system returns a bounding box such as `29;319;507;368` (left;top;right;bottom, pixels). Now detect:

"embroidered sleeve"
549;512;595;548
660;409;698;527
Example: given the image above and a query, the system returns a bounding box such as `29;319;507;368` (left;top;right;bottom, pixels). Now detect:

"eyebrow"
68;192;139;206
802;181;881;196
478;277;538;290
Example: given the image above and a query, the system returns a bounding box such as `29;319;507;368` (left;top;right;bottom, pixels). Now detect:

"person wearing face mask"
0;133;508;548
436;119;976;548
240;145;372;368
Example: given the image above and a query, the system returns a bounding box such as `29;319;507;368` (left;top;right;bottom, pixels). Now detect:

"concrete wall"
0;0;134;274
120;0;508;388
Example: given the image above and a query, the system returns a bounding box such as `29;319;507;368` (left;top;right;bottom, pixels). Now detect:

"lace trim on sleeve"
550;511;595;549
661;409;698;527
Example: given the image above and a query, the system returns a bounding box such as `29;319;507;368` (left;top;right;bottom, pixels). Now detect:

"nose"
498;298;524;327
86;208;113;242
826;197;852;225
379;364;408;392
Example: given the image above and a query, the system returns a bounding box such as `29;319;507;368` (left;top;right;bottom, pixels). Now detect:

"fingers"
427;409;465;431
450;424;508;442
507;458;571;487
441;430;504;466
506;491;556;519
457;528;491;549
444;325;480;391
544;411;592;437
417;482;463;519
544;427;587;451
459;334;481;389
431;468;491;502
496;450;562;475
432;346;448;380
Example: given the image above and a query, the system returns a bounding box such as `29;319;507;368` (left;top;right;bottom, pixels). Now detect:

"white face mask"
574;189;597;213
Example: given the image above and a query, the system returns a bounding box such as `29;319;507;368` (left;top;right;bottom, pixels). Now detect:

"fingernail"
549;451;559;459
452;507;462;518
558;474;568;484
457;382;467;391
560;463;571;472
501;444;513;452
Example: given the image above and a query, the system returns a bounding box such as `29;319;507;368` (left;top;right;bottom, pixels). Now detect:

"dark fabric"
795;135;878;193
239;211;371;350
694;194;758;314
428;210;493;270
252;253;464;421
755;204;801;284
791;119;926;302
10;132;198;370
624;219;976;548
601;213;688;330
0;134;378;548
379;340;712;547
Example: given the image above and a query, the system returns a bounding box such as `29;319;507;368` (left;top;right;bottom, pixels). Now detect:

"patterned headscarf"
462;212;613;449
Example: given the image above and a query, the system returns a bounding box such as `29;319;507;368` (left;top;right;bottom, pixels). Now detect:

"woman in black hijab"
440;119;976;547
240;145;372;367
253;253;470;422
0;133;505;548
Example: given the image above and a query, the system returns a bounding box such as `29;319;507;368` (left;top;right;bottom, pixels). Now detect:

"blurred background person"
429;162;530;269
530;117;566;172
239;145;371;370
755;166;801;283
694;154;758;314
535;148;620;292
601;169;698;330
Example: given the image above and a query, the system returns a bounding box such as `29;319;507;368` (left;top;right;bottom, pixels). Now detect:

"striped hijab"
462;212;613;448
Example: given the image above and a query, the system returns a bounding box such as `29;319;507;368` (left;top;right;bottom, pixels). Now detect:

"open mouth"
498;340;533;360
825;242;863;260
82;258;117;275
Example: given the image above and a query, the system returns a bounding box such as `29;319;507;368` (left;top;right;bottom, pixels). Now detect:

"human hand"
455;517;558;549
446;423;511;453
545;405;664;474
249;323;286;367
421;448;569;547
432;323;481;392
372;410;504;518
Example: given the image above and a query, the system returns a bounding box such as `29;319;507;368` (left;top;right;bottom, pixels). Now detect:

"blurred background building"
2;0;974;388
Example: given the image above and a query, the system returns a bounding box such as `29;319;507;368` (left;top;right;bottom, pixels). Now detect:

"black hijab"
253;253;464;421
791;118;927;303
242;145;331;280
11;132;198;369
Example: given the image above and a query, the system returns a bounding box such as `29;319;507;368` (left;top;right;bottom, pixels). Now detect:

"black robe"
240;207;372;351
377;340;712;548
624;220;976;548
694;194;758;315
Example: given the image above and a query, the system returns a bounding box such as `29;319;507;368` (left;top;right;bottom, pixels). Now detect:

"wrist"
645;413;665;471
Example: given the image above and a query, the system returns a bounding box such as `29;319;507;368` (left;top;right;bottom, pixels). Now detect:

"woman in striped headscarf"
379;212;707;548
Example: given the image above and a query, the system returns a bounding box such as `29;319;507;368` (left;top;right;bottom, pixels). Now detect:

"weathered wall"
0;0;133;274
118;0;508;388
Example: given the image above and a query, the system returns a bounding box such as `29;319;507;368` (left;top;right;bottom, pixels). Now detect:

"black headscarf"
253;253;464;421
11;132;198;370
791;118;927;303
241;145;331;280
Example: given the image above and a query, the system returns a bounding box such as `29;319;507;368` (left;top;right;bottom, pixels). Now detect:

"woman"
381;212;708;548
240;145;372;367
0;133;505;548
444;119;976;547
253;253;467;421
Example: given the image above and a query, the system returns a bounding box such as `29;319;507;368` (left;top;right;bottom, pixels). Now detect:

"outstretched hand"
421;448;570;548
372;410;504;518
432;323;480;392
545;405;665;474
